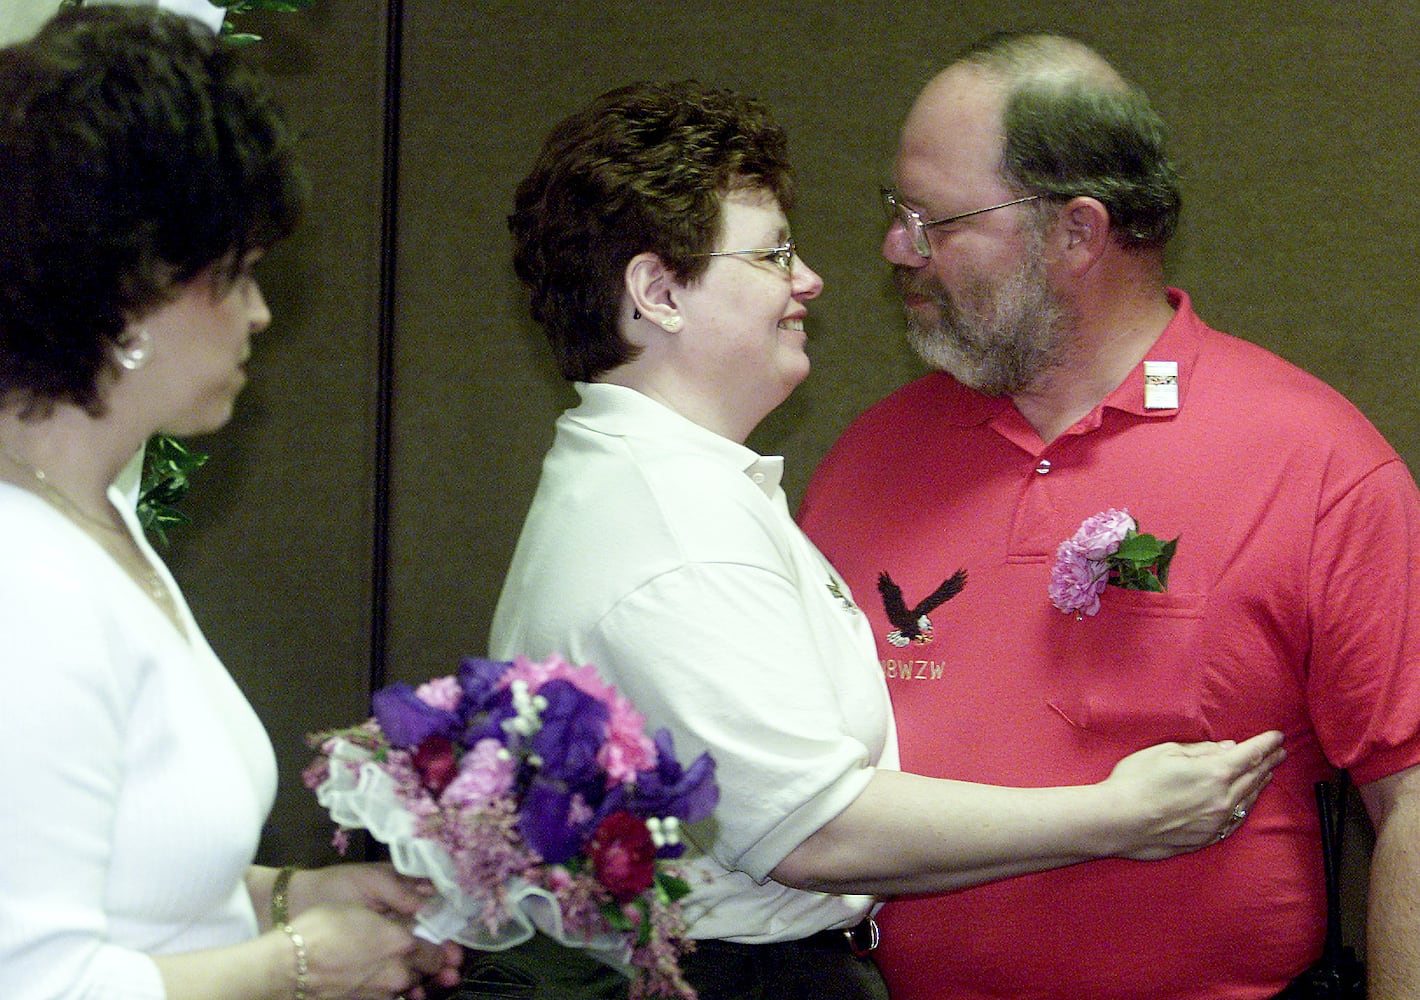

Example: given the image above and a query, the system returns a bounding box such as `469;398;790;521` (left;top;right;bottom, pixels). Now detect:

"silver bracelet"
277;922;309;1000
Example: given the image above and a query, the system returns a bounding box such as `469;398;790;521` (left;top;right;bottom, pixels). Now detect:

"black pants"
433;932;888;1000
433;933;627;999
680;937;889;1000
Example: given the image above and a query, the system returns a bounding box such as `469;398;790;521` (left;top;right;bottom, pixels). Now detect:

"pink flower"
415;675;462;711
504;655;616;706
503;654;659;785
505;655;613;702
600;697;658;785
1069;508;1135;560
441;738;515;809
301;757;330;790
499;657;554;690
567;794;595;827
559;661;618;702
1050;508;1178;617
1048;539;1109;616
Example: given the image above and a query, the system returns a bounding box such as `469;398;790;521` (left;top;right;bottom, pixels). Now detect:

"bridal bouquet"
304;654;718;999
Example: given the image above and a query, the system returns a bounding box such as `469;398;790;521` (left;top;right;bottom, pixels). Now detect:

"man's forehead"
896;67;1006;192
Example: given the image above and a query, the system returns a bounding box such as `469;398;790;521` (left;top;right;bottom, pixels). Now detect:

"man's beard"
895;239;1073;397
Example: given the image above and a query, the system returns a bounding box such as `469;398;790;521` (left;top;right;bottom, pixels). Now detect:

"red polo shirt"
799;290;1420;999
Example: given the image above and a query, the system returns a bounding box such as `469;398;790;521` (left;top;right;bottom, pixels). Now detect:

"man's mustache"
891;266;941;301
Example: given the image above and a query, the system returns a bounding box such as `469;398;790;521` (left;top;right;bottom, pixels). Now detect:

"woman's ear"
624;252;683;338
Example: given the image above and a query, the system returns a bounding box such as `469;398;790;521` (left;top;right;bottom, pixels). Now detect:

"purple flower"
1050;509;1178;617
508;681;616;863
1048;539;1109;616
452;657;518;745
531;680;611;790
1070;508;1135;560
596;729;718;859
457;657;516;711
372;683;461;748
310;653;709;998
461;689;517;747
519;780;591;863
633;729;718;826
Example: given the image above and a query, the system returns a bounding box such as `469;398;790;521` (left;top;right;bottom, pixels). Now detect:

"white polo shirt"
490;381;896;942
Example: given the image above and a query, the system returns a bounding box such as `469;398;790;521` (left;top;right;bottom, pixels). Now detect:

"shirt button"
751;472;766;484
1035;459;1052;475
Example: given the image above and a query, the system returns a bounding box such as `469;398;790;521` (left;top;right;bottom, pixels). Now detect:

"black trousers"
433;931;888;1000
680;937;889;1000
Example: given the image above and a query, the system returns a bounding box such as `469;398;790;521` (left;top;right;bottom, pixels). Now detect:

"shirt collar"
1096;287;1204;419
936;287;1206;430
569;382;784;498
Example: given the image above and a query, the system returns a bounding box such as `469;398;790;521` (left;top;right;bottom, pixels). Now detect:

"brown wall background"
163;1;1413;935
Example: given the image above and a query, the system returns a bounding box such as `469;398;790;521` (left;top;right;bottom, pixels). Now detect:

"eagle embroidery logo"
825;578;858;613
877;569;968;646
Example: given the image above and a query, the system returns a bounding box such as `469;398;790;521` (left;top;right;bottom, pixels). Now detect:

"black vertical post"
369;0;403;695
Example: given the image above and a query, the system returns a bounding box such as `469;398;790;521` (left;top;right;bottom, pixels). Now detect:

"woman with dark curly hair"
0;8;458;999
483;80;1285;1000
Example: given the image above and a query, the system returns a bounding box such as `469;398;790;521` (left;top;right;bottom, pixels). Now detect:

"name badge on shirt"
1144;360;1179;410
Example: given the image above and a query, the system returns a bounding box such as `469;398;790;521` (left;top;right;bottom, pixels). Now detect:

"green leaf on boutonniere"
1110;531;1178;593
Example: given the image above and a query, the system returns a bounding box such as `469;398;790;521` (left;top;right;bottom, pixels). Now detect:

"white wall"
0;0;61;46
0;0;223;46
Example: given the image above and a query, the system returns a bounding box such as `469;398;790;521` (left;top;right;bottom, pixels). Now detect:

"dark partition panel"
163;2;395;865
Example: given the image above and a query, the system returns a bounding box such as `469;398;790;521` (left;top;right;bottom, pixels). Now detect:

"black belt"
802;917;880;958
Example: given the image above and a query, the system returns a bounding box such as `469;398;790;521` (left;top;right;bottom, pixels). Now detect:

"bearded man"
799;31;1420;1000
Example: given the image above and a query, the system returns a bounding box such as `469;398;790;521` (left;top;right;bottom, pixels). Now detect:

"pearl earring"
115;328;152;371
662;316;683;333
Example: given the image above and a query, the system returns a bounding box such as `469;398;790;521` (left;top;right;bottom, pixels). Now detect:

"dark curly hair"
509;80;795;382
958;32;1181;249
0;6;307;417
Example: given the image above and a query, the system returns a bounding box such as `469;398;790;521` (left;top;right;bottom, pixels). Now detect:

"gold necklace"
0;440;174;608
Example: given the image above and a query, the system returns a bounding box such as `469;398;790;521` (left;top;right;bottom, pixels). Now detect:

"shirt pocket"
1042;587;1211;745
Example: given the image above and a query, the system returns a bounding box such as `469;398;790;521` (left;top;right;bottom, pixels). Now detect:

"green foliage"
655;871;691;904
137;435;209;546
61;0;316;44
211;0;315;44
1110;530;1179;592
212;0;316;9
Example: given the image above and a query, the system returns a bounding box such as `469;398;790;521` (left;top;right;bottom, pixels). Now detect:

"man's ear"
1057;196;1111;271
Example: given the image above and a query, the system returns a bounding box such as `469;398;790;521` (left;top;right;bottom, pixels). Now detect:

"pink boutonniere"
1049;508;1178;618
